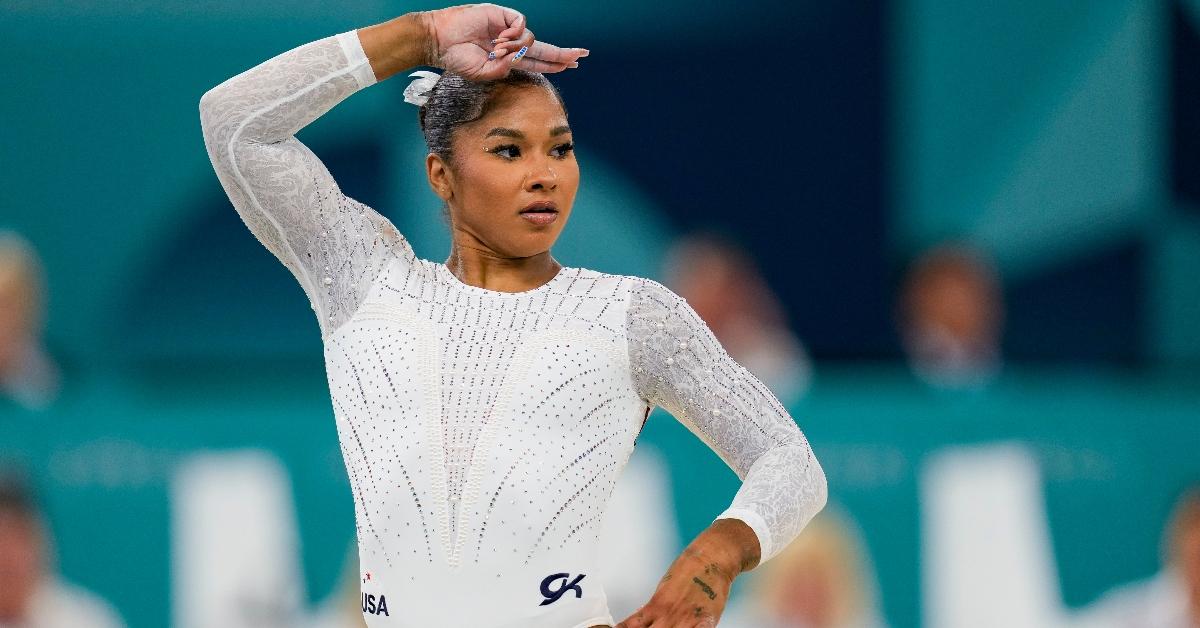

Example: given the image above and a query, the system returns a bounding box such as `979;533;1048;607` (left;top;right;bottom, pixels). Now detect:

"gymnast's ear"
426;152;454;201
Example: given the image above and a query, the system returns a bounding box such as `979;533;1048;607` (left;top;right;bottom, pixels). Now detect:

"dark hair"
0;471;37;519
417;69;568;172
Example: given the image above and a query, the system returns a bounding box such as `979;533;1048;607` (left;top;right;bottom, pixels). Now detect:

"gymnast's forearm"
357;12;435;82
717;441;829;567
198;14;427;151
620;440;827;627
687;517;763;576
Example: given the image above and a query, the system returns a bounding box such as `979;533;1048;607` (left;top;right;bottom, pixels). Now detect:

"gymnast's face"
428;84;578;259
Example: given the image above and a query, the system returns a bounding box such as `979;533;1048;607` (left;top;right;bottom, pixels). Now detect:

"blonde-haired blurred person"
720;507;889;628
0;232;60;412
1072;486;1200;628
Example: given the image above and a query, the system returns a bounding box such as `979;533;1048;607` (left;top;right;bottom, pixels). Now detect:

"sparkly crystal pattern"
199;29;825;628
627;278;828;564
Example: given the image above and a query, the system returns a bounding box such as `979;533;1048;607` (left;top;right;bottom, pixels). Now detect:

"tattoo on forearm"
692;576;716;600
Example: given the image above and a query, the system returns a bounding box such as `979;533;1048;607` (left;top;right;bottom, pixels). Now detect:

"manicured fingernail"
578;49;590;57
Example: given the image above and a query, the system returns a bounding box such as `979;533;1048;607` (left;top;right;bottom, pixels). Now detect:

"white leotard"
199;28;827;628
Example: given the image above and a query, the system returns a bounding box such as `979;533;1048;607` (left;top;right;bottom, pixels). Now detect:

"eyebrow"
484;125;572;140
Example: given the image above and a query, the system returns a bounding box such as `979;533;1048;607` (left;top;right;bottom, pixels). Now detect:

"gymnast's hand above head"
421;3;589;80
358;3;588;82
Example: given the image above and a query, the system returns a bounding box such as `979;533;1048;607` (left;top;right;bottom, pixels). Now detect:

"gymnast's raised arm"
197;20;428;339
198;7;583;338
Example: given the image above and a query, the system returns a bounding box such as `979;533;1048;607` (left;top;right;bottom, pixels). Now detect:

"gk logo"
539;572;586;606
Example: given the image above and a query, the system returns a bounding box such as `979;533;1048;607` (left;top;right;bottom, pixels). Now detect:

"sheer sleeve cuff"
336;29;379;89
713;507;773;567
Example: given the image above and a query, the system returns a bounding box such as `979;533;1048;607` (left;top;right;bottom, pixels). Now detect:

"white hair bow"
403;70;442;107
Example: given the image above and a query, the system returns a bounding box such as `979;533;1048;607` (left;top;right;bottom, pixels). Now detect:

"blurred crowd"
0;232;124;628
2;227;1197;627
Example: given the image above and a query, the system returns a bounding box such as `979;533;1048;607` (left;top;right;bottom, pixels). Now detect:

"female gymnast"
198;3;827;626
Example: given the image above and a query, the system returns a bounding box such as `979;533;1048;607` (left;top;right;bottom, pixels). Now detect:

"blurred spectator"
720;507;889;628
662;232;811;407
1072;486;1200;628
896;243;1003;390
0;474;126;628
0;232;60;412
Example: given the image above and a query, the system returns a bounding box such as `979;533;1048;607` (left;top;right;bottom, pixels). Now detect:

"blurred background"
2;0;1199;626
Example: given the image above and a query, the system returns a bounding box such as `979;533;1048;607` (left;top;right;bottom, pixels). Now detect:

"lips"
519;201;559;226
520;200;558;214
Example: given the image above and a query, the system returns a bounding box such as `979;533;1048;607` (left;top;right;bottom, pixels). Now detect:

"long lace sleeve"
626;278;828;565
198;30;417;339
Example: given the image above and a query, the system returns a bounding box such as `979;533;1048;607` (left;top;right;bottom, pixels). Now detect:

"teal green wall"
893;1;1166;275
892;0;1200;360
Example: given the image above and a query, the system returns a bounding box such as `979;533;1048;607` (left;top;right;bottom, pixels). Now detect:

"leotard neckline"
436;262;571;297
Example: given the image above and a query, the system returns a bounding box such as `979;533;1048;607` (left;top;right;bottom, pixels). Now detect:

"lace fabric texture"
199;26;826;602
627;278;827;563
199;32;413;340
